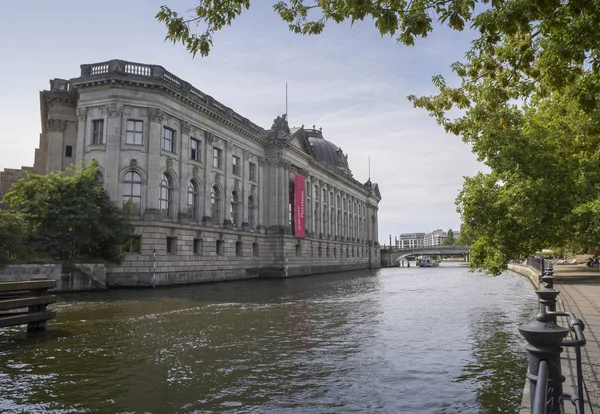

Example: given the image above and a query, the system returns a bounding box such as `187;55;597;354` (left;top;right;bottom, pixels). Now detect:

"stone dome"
306;129;349;170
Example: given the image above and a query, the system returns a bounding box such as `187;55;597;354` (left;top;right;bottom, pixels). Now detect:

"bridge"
380;245;471;266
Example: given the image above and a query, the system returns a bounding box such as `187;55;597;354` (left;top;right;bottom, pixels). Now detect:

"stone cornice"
70;61;268;146
46;118;68;132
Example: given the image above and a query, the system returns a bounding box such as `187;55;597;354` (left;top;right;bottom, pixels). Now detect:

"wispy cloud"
0;0;485;242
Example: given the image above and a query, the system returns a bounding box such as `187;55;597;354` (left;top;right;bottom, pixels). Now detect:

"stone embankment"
0;263;106;292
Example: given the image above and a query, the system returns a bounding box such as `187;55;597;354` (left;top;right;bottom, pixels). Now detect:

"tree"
443;229;455;245
3;161;128;263
0;210;27;264
156;1;600;274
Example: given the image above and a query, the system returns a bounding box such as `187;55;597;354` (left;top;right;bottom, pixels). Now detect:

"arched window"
211;186;220;223
159;173;171;216
95;170;104;185
248;196;256;229
230;191;240;226
123;171;142;216
187;181;198;219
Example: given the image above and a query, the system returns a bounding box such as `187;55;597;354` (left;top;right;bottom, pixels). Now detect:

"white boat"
417;256;439;267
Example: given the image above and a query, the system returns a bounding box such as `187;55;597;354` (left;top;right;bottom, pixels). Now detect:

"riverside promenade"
512;262;599;413
555;265;600;413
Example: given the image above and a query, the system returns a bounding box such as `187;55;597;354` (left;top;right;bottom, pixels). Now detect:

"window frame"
232;155;240;176
126;120;144;145
249;162;256;181
162;127;175;152
122;236;141;253
187;181;198;219
159;173;172;217
190;137;201;161
123;171;142;216
92;119;104;145
213;147;222;169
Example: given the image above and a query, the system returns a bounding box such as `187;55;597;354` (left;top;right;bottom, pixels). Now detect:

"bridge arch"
386;246;471;265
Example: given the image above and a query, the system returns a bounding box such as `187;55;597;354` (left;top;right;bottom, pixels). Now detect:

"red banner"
294;174;305;237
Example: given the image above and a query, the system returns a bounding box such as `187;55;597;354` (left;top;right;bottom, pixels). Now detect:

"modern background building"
395;233;425;249
32;59;382;286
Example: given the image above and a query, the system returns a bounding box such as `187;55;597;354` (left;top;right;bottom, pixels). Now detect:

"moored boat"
416;256;439;267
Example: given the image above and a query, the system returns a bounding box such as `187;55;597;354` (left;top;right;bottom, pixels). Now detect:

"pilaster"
241;150;250;228
45;119;67;174
178;121;191;222
145;108;163;215
257;157;265;230
75;108;87;167
202;132;214;224
104;103;123;201
223;141;232;227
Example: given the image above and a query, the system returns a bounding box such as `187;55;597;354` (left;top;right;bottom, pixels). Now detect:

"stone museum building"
35;59;382;286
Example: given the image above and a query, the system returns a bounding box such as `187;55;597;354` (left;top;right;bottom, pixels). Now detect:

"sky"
0;1;485;244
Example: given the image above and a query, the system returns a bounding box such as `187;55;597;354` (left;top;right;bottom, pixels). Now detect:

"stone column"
223;141;232;227
305;175;310;235
374;207;379;243
45;119;67;174
367;205;373;243
283;164;291;232
75;108;87;167
104;103;122;201
241;150;250;228
257;157;265;231
145;108;163;215
202;133;214;224
178;121;191;222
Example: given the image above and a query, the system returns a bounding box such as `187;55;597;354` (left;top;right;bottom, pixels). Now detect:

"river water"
0;263;537;413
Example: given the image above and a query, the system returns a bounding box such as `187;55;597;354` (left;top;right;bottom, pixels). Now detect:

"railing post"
519;261;569;414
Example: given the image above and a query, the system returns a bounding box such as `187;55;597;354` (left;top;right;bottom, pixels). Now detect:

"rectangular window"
216;239;224;255
213;147;222;169
162;127;175;152
193;238;203;255
232;155;240;175
249;162;256;181
295;242;301;257
121;236;141;253
126;120;143;145
92;120;104;144
253;242;259;257
236;241;243;256
190;138;201;161
65;145;72;157
166;237;176;254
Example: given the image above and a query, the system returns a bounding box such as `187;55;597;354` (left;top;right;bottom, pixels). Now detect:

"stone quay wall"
507;263;540;289
0;263;106;292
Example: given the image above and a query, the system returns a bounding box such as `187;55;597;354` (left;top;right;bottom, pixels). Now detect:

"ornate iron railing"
520;260;587;414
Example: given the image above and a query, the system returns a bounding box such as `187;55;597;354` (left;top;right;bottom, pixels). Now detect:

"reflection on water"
0;264;537;413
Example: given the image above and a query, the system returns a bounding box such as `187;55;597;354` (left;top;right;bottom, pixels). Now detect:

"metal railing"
520;260;587;414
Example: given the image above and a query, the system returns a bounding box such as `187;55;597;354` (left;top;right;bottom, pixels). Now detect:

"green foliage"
156;0;477;57
3;161;128;263
443;229;455;245
157;0;600;274
0;210;27;263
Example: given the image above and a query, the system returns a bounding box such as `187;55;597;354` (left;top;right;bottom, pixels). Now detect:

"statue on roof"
270;114;290;139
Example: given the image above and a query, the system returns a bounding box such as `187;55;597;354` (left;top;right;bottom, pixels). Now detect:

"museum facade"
36;59;381;286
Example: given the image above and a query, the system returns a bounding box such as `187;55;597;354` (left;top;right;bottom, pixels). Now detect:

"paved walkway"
554;265;600;413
